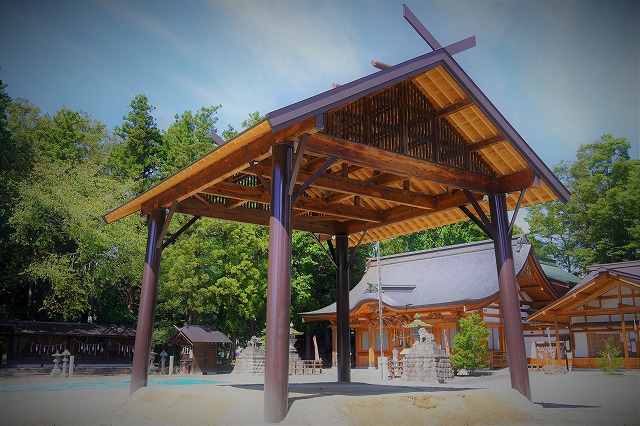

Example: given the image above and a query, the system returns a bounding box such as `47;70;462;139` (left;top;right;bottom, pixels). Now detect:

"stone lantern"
50;350;62;376
61;349;71;375
159;350;168;374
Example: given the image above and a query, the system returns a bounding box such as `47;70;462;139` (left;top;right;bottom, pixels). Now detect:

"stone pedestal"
401;329;454;383
232;336;266;375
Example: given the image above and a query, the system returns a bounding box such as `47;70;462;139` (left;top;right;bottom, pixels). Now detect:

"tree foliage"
379;221;489;256
596;336;624;374
5;101;146;322
158;105;221;178
107;94;163;193
526;135;640;274
450;313;490;375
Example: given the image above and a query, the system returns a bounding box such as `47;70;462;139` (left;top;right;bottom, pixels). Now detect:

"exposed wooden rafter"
435;98;473;118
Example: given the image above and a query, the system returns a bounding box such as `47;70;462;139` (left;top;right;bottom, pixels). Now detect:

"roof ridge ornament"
403;4;476;56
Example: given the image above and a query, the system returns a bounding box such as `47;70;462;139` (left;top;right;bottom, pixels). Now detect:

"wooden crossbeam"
140;117;317;216
367;172;405;186
552;306;640;317
306;133;493;193
435;98;473;118
175;198;338;235
340;189;479;235
201;181;384;223
252;162;437;210
468;135;506;152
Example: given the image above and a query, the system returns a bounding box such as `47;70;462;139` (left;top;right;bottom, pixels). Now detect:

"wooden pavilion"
527;260;640;370
103;6;569;422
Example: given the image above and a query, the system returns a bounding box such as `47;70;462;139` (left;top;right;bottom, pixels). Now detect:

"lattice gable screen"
323;80;495;177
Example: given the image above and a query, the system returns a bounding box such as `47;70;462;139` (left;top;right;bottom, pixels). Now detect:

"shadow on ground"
228;381;477;407
534;402;599;409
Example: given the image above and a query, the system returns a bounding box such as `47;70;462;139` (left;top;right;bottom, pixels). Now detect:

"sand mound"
339;390;540;425
115;385;543;425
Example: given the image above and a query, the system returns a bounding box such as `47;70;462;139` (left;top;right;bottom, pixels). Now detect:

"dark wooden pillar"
489;194;531;400
130;208;165;395
264;142;294;423
335;234;351;382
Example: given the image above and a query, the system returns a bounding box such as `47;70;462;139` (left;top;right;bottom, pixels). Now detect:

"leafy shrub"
450;313;489;375
596;336;624;374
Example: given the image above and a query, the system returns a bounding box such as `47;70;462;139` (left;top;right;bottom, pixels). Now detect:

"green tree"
156;220;269;359
108;94;162;193
596;336;624;374
526;135;640;274
3;97;146;322
35;108;106;164
0;83;34;318
222;111;264;140
380;220;489;256
10;152;146;322
450;313;489;375
158;105;221;178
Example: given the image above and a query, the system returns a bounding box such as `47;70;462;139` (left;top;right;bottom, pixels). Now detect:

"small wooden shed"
169;325;231;374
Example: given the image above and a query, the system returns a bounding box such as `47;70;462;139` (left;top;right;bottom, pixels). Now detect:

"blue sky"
1;0;638;169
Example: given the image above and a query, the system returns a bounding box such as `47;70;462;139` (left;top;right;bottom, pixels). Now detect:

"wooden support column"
264;142;294;423
554;318;561;364
621;317;630;371
489;194;532;401
335;233;351;382
130;208;165;396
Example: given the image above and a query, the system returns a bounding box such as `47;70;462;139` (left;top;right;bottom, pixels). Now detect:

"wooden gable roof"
526;260;640;324
169;325;231;345
103;10;569;246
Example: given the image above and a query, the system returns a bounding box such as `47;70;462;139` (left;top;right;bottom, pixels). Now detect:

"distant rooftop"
538;257;581;285
301;236;551;318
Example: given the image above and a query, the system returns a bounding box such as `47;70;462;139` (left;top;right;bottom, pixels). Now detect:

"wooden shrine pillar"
130;208;165;395
554;318;561;363
368;323;375;368
621;316;630;371
330;324;337;367
264;142;294;423
335;234;351;382
489;194;532;401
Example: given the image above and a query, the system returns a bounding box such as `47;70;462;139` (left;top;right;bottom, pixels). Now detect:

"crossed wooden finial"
403;4;476;56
